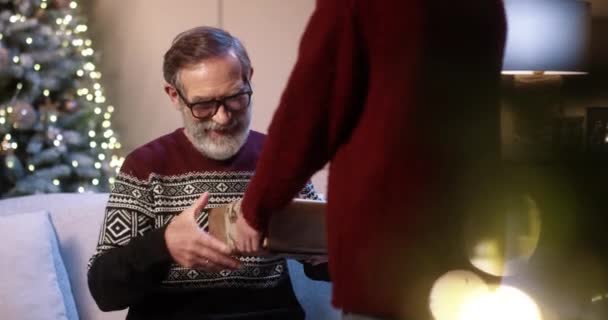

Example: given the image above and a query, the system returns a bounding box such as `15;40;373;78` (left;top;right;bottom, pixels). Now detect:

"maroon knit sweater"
88;129;324;319
242;0;507;318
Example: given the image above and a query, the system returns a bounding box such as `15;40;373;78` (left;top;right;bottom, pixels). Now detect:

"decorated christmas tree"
0;0;123;198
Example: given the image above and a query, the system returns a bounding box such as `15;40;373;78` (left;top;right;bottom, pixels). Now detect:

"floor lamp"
500;0;591;162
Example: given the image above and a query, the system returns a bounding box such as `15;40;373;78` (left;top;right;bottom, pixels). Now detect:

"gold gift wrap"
208;199;327;259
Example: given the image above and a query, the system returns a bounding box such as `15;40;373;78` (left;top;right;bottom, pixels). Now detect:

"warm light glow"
16;83;23;90
104;113;111;120
109;177;116;184
84;62;95;71
466;195;542;277
0;118;5;124
107;106;115;113
430;271;542;320
41;2;47;9
429;270;489;320
53;179;60;186
53;140;61;147
94;162;101;169
98;154;106;160
75;25;87;33
88;130;96;137
89;141;97;148
28;165;35;171
78;186;85;193
50;115;58;122
10;142;17;149
94;107;102;114
459;286;542;320
76;69;84;77
102;120;111;128
82;48;94;56
6;160;14;168
63;15;73;24
92;179;99;186
70;1;78;9
43;89;50;96
34;64;41;71
12;56;19;63
72;160;79;167
26;37;33;44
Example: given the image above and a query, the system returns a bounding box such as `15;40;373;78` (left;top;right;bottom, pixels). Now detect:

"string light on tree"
0;0;125;197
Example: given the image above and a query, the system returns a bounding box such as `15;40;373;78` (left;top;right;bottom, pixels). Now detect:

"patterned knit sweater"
87;128;323;320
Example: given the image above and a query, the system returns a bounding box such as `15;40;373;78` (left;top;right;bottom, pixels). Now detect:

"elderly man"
87;26;323;320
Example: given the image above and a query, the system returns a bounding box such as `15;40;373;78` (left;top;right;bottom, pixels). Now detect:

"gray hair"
163;26;252;89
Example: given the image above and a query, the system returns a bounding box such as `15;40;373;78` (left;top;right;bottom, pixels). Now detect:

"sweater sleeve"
87;157;173;311
242;0;367;230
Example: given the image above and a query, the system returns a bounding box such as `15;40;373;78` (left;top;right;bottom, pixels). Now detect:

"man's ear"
248;67;254;82
164;83;182;110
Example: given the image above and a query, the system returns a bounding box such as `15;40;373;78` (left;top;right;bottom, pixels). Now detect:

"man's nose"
212;105;232;125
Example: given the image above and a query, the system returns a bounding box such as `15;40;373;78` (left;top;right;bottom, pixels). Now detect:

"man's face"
174;53;252;160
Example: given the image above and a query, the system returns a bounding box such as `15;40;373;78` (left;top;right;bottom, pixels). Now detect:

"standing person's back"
239;0;507;318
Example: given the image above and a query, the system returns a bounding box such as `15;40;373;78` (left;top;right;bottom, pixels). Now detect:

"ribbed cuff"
129;225;173;271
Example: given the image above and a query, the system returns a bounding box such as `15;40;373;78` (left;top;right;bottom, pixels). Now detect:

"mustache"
200;119;239;131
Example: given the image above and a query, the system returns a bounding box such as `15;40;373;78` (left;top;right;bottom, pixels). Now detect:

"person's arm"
241;0;367;230
87;165;172;311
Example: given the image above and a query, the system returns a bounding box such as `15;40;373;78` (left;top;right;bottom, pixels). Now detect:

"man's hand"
165;192;241;272
235;214;263;254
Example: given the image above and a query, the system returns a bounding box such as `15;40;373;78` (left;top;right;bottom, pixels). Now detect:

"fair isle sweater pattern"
92;170;320;289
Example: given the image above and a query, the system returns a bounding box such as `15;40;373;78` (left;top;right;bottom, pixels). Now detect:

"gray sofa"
0;193;339;320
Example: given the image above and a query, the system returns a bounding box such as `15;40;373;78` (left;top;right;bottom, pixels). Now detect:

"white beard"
182;107;251;160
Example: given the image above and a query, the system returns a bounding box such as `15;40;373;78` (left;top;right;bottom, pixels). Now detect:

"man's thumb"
190;192;209;218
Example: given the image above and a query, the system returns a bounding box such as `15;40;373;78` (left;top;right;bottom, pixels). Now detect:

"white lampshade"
502;0;591;75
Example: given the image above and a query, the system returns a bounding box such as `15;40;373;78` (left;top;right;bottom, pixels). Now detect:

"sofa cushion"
0;210;79;320
0;193;126;320
287;260;340;320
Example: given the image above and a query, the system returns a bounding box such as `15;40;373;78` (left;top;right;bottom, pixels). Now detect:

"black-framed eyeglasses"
174;78;253;120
